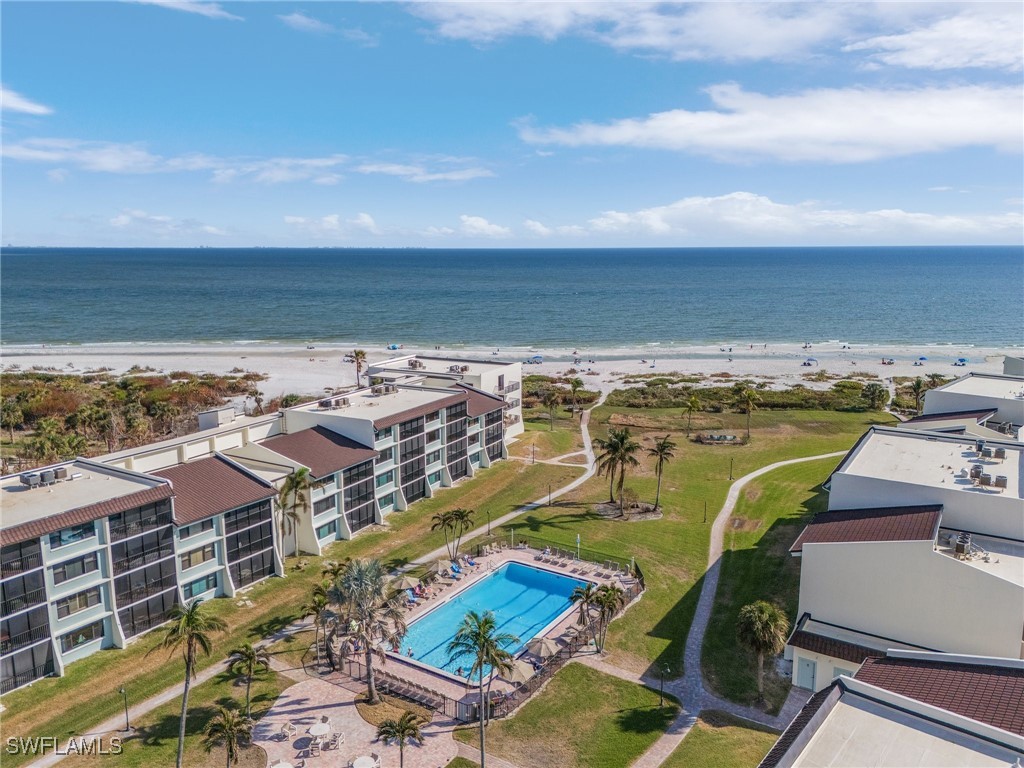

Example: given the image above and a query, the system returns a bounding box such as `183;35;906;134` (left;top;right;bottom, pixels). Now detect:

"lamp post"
729;457;734;481
118;687;131;732
486;510;491;535
548;484;552;507
659;665;670;708
532;443;536;464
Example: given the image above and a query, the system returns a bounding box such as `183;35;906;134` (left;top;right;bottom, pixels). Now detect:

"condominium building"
367;354;524;439
785;427;1024;692
1;380;508;693
910;372;1024;440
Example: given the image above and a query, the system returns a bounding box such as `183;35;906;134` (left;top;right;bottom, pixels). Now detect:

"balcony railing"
109;515;172;542
1;587;47;615
495;382;520;395
503;414;521;426
504;398;521;410
1;623;51;656
0;660;54;694
112;547;174;576
1;553;43;577
116;580;176;606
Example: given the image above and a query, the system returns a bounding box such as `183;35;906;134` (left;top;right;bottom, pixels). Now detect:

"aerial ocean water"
1;246;1021;347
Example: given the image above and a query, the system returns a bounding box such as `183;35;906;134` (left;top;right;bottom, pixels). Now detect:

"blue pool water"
400;562;588;676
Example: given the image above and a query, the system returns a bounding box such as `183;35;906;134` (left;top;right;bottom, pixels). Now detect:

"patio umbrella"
525;637;560;658
506;659;535;685
430;559;453;575
392;575;420;591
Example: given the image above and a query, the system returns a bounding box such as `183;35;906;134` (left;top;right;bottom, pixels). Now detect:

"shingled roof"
905;408;997;424
372;391;468;430
856;656;1024;736
788;629;886;665
261;426;376;479
790;505;942;553
155;456;275;525
456;384;505;418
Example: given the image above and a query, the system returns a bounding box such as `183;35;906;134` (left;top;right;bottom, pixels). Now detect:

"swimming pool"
399;562;589;676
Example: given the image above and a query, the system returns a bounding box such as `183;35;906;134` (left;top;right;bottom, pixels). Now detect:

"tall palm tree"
647;434;676;510
570;583;599;627
277;467;310;558
862;382;888;410
431;510;456;560
202;705;253;768
593;584;625;652
228;642;269;719
353;349;367;387
155;598;227;768
737;387;761;440
593;433;620;503
614;432;641;512
321;558;352;583
569;377;584;416
684;394;701;437
736;600;790;701
301;592;330;669
451;507;475;559
375;711;424;768
329;558;407;704
542;389;561;431
446;610;518;768
910;376;927;414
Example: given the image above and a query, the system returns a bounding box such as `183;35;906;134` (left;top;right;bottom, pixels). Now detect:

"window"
487;442;503;461
426;410;441;423
226;523;272;563
108;500;172;541
1;540;42;576
346;503;376;533
313;495;337;515
52;553;99;585
374;425;393;441
446;421;467;441
426;449;443;465
400;457;425;484
316;520;338;540
118;591;177;638
426;429;442;443
375;470;394;488
56;587;102;619
399;434;425;463
179;519;214;539
1;572;46;614
468;433;481;446
449;458;469;481
60;620;103;653
402;477;427;503
344;479;375;509
446;402;467;421
470;451;481;464
485;409;503;427
183;573;217;600
343;461;374;485
398;416;424;437
223;500;272;534
447;439;467;462
377;447;394;463
114;560;176;606
485;424;503;444
111;528;174;575
427;471;442;484
1;643;54;694
180;544;216;571
1;607;50;656
230;550;274;588
378;492;395;509
49;523;95;549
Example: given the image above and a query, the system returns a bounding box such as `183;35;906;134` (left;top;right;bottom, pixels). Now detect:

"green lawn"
507;411;585;461
1;459;581;765
661;710;779;768
490;408;893;678
455;663;679;768
447;758;478;768
702;458;834;712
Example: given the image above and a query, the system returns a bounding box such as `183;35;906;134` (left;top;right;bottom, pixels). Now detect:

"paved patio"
253;678;459;768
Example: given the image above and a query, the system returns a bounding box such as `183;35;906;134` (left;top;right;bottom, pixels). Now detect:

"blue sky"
2;1;1022;247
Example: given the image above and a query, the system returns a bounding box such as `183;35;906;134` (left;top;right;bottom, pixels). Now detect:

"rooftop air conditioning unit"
461;365;470;372
319;398;334;409
384;384;398;394
371;385;385;395
54;466;69;481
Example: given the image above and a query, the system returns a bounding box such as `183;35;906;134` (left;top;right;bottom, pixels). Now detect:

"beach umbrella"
957;357;969;363
392;575;420;591
918;356;927;361
525;637;560;658
429;559;453;575
806;357;818;364
506;659;535;685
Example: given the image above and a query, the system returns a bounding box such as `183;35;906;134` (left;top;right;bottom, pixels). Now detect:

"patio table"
352;757;377;768
309;722;331;737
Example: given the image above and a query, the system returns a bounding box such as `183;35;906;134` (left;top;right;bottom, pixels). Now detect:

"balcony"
109;515;172;542
495;382;520;396
0;660;54;694
1;553;43;577
1;587;47;615
116;580;176;606
504;414;521;427
113;547;174;576
1;623;51;656
504;398;521;410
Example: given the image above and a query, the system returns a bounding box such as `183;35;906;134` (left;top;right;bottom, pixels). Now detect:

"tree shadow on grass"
613;703;680;734
247;613;299;642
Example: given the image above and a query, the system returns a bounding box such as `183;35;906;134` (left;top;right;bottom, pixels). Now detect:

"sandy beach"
2;341;1018;399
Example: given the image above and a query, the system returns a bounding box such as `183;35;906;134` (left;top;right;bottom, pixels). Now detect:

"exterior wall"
282;409;376;448
828;472;1024;541
1005;357;1024;377
924;386;1024;426
788;649;860;692
797;540;1024;659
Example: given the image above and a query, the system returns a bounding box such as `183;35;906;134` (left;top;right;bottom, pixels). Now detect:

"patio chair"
371;752;382;767
321;715;330;723
310;742;321;757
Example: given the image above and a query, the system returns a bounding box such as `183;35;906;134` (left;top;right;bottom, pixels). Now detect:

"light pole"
118;687;131;731
659;665;670;708
486;510;491;535
703;500;707;524
729;457;734;481
548;484;552;507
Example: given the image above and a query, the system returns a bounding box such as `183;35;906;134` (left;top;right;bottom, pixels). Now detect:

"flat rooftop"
370;354;517;376
934;372;1024;400
840;428;1022;501
936;528;1024;587
288;385;465;428
1;460;168;530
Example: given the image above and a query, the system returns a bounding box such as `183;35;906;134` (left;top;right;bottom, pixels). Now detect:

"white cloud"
340;27;379;47
133;1;242;21
580;191;1022;242
278;12;333;34
109;208;227;237
47;169;68;183
928;186;954;192
1;85;54;115
844;6;1023;71
459;215;510;238
523;219;552;236
423;226;456;238
284;212;383;238
519;83;1022;162
348;212;381;235
357;162;493;183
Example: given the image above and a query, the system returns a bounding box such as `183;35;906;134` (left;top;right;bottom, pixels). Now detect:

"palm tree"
375;711;424;768
451;507;475;559
2;398;24;441
647;434;676;510
683;394;701;437
155;598;227;768
593;433;620;503
593;584;625;652
736;387;761;440
594;427;641;510
202;705;253;768
542;389;561;431
569;377;584;416
910;376;927;414
329;558;407;704
431;510;456;560
862;382;888;410
570;583;599;627
301;592;330;669
446;610;518;768
614;432;641;512
926;372;945;388
353;349;367;386
277;467;310;558
228;642;269;719
736;600;790;701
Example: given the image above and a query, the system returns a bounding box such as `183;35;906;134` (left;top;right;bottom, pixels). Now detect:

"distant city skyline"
2;1;1022;247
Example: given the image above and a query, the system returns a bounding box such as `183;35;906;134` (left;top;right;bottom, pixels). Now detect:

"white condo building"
1;363;511;694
